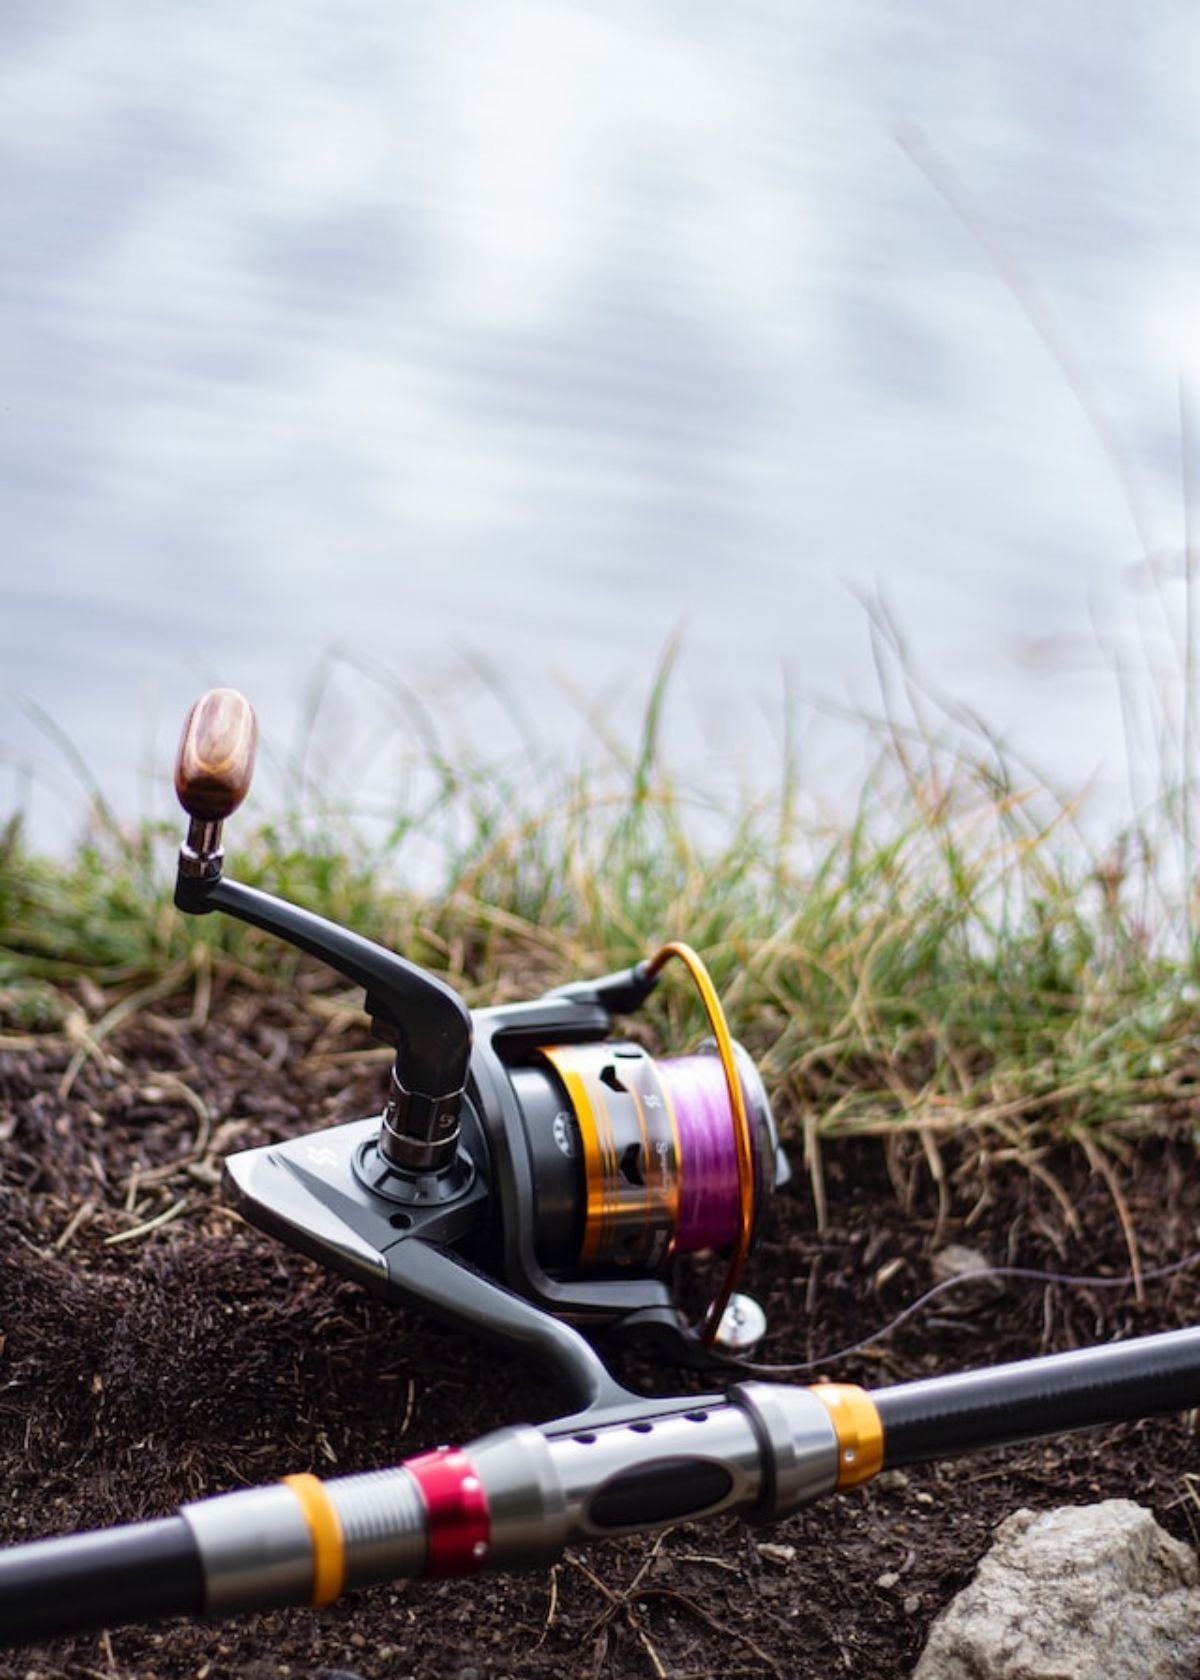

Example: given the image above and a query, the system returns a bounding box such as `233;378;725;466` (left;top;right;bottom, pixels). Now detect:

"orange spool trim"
540;1050;609;1262
644;941;756;1348
540;1042;681;1269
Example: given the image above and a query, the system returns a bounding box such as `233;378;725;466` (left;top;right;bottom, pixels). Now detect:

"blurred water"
1;2;1197;851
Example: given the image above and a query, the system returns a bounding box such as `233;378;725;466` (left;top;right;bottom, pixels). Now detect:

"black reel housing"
221;981;787;1404
173;690;788;1408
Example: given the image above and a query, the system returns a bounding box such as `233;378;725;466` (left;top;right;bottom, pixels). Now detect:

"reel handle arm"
171;688;472;1105
178;875;473;1098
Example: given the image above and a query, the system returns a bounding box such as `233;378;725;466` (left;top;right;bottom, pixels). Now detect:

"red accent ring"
407;1448;491;1577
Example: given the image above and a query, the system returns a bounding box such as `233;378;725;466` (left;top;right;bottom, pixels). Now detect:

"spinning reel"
175;689;789;1408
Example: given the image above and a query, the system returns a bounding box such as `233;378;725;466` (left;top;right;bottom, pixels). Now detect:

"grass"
2;138;1195;1198
2;632;1199;1180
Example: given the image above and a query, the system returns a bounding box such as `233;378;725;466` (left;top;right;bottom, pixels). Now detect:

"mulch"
1;979;1198;1679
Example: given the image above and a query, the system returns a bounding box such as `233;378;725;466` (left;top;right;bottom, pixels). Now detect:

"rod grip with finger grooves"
175;689;257;821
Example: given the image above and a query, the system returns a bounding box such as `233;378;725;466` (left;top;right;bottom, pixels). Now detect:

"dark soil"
2;980;1199;1680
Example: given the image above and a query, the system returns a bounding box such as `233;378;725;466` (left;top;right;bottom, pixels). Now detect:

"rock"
913;1501;1200;1680
876;1468;911;1493
930;1244;1006;1310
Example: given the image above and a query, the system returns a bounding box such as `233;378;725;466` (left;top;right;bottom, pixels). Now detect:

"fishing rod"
3;688;1199;1646
6;1331;1200;1644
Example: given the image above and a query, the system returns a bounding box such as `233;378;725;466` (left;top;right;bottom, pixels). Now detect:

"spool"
532;1039;782;1274
535;1042;680;1273
659;1045;773;1254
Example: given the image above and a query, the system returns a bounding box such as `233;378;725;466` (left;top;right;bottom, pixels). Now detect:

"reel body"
225;988;788;1406
172;691;788;1401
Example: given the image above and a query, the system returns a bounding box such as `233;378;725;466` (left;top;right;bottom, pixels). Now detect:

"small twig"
636;1587;784;1679
190;948;212;1029
589;1625;611;1680
1025;1158;1083;1238
631;1613;668;1679
576;1538;675;1679
804;1253;822;1365
114;1082;214;1191
573;1533;781;1678
151;1072;212;1136
1077;1131;1144;1301
54;1198;96;1253
803;1112;827;1232
120;1160;187;1192
400;1377;417;1437
59;970;187;1100
297;1045;394;1072
532;1564;560;1653
918;1125;950;1246
567;1550;621;1605
665;1670;779;1679
624;1528;671;1597
103;1196;192;1247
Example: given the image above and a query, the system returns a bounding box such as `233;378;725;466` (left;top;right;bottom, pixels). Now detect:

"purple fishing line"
659;1053;753;1253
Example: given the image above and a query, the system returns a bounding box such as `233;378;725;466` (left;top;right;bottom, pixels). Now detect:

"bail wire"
643;942;757;1348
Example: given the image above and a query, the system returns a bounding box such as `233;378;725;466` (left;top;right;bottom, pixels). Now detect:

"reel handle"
171;686;472;1117
174;688;257;822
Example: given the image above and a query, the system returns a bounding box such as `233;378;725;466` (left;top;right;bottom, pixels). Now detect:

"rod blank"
873;1325;1200;1467
0;1516;203;1643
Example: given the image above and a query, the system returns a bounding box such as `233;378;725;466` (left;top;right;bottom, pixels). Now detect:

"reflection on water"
0;3;1196;849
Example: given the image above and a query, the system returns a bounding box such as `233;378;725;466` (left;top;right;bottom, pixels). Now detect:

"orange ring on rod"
282;1472;345;1605
644;941;756;1348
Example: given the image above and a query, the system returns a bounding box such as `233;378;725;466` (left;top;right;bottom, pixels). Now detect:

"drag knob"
175;689;257;822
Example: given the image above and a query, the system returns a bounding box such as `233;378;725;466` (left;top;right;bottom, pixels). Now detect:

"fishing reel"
174;690;790;1408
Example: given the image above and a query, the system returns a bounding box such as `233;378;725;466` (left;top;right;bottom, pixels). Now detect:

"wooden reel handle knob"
175;689;258;822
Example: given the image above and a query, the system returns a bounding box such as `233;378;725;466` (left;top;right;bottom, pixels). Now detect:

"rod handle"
174;689;257;821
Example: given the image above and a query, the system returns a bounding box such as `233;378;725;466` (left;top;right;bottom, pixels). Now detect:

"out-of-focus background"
1;2;1196;851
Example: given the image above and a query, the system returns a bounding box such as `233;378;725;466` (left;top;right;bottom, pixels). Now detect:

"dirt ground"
2;979;1199;1680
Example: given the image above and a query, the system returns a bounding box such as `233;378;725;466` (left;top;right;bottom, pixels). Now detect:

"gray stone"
912;1500;1200;1680
930;1245;1007;1310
